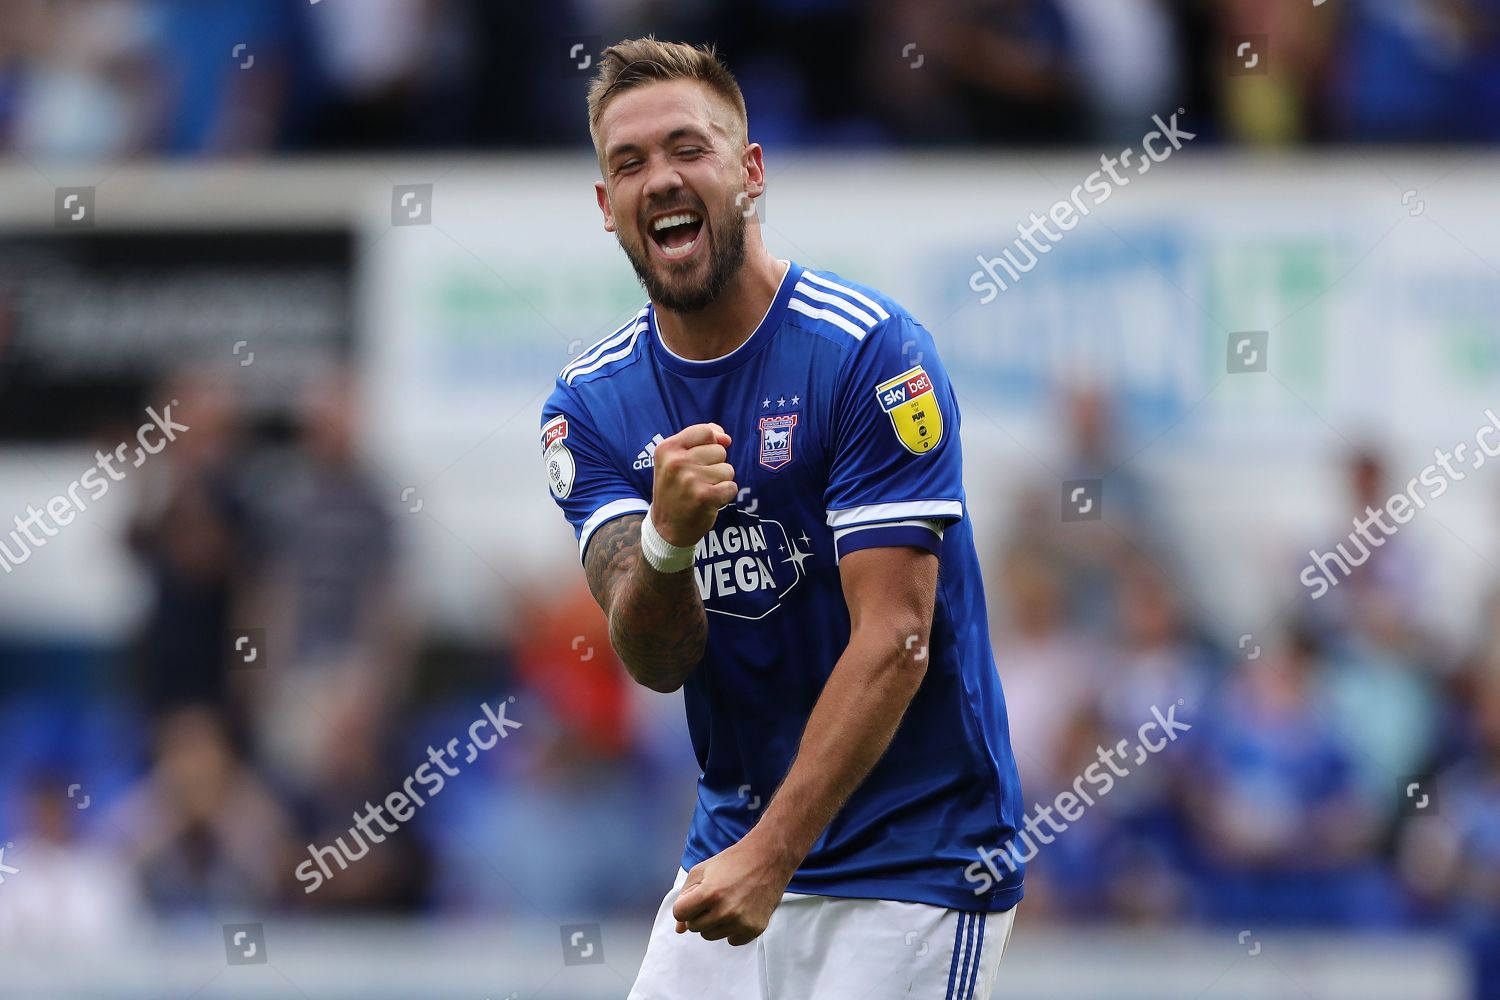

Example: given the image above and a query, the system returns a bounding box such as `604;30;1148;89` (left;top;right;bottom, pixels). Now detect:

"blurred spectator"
1300;448;1429;651
6;0;159;159
1051;0;1180;140
868;0;1086;145
149;0;301;155
287;680;432;911
1160;0;1225;142
994;544;1100;794
0;773;143;948
424;582;683;916
1005;387;1171;634
302;0;470;150
1060;385;1164;550
1095;554;1213;734
1438;586;1500;770
1220;0;1338;144
465;0;590;147
248;372;408;792
1329;0;1500;142
511;581;632;759
111;706;292;915
127;373;255;719
1323;619;1440;823
1020;703;1193;923
1401;656;1500;992
1191;626;1397;926
0;0;43;148
1084;556;1208;924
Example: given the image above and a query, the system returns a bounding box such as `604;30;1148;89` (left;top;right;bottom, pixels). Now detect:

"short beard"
619;207;747;313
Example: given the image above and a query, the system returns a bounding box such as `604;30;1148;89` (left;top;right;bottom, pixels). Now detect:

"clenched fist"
672;837;793;946
650;422;737;547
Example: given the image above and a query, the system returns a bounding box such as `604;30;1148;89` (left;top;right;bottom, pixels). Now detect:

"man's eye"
615;160;641;173
677;147;702;157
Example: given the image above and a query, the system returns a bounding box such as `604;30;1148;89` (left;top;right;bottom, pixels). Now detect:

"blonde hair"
587;37;748;156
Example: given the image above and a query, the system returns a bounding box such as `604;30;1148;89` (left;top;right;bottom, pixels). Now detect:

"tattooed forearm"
584;513;707;693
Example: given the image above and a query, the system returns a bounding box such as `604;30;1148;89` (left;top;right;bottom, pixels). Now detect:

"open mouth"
648;211;704;260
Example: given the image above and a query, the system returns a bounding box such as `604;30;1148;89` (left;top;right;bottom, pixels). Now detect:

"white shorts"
628;868;1018;1000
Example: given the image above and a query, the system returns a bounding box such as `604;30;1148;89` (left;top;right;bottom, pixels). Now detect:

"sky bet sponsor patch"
541;414;574;499
874;364;943;455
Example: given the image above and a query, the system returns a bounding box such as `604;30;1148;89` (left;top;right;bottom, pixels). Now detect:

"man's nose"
641;156;685;202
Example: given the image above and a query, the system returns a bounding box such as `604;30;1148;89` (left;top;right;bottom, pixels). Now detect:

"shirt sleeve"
823;313;965;561
540;383;648;563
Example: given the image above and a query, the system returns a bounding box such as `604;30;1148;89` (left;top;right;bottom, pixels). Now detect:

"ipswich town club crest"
758;414;798;470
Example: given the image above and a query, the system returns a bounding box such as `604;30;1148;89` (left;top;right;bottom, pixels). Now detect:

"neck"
654;252;787;361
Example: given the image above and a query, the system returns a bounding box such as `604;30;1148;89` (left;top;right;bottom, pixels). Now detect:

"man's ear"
595;181;616;233
741;142;767;200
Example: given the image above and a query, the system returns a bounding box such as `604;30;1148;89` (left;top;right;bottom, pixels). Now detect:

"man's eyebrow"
663;126;710;145
606;127;712;162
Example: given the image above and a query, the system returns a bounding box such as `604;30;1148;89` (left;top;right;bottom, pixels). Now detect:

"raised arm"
583;512;705;692
582;422;737;693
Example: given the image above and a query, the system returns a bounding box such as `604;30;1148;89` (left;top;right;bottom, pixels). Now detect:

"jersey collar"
649;259;800;379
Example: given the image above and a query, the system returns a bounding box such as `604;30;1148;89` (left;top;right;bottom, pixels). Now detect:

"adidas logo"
633;433;666;470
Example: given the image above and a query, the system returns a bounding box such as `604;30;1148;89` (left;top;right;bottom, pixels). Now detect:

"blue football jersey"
540;261;1024;911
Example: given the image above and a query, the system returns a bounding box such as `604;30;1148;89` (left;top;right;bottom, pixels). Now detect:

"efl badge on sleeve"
541;415;575;499
874;365;943;455
758;414;798;470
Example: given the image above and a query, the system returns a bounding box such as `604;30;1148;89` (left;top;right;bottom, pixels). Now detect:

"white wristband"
640;506;697;573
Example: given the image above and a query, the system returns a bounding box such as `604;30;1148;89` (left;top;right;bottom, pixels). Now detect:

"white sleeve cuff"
826;499;963;528
578;498;651;561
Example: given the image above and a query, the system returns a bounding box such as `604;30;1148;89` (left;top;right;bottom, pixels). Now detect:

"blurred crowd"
0;374;1498;985
0;366;693;940
0;0;1498;160
993;389;1500;989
